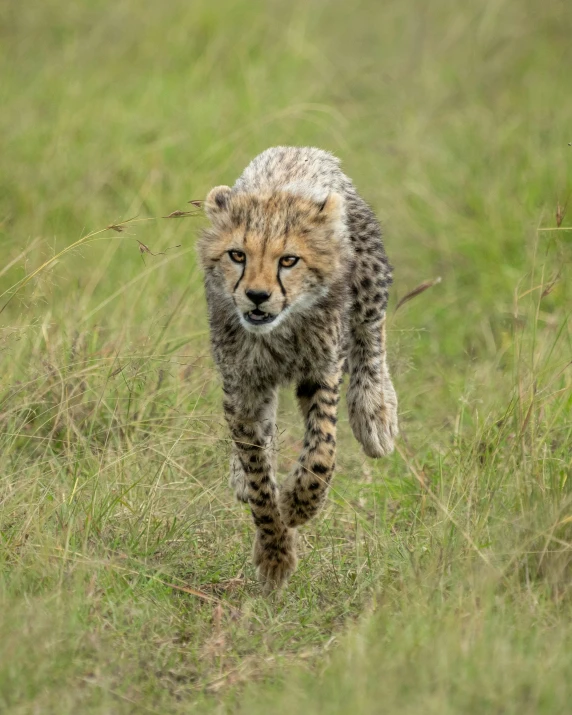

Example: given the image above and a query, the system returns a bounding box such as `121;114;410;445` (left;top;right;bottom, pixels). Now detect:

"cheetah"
198;147;398;591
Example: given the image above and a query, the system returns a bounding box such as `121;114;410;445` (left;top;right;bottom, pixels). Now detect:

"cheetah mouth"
244;309;277;326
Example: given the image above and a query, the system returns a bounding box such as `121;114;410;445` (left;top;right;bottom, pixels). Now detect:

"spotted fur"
198;146;398;591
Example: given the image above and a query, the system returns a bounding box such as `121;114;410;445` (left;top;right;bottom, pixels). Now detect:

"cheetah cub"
198;147;398;591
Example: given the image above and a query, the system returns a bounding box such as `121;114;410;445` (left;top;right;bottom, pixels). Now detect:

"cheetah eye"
279;255;299;268
228;250;246;264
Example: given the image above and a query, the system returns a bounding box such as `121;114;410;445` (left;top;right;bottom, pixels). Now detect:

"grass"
1;0;571;712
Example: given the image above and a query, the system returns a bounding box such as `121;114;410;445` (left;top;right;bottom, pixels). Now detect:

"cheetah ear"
204;185;232;222
315;192;344;224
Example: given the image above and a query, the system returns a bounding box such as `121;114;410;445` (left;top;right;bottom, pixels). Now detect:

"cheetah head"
198;187;350;334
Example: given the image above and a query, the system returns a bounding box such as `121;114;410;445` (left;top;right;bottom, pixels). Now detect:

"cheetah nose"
246;289;271;306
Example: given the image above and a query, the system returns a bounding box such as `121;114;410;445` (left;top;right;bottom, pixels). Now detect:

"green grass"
1;0;571;712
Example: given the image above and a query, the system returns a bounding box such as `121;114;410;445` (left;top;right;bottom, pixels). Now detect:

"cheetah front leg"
347;313;398;458
278;363;343;528
223;383;297;591
229;430;277;504
229;449;249;503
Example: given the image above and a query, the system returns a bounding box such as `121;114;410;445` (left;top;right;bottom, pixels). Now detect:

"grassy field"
1;0;571;712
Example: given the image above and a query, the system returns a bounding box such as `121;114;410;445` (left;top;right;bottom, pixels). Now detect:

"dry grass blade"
161;580;221;603
163;209;202;218
187;199;204;207
394;276;442;313
137;241;181;257
213;603;223;631
541;273;560;298
0;215;141;316
556;196;569;228
519;383;537;438
0;238;42;280
537;227;572;232
518;273;560;301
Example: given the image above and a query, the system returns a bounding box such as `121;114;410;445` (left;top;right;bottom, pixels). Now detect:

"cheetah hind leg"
347;316;398;458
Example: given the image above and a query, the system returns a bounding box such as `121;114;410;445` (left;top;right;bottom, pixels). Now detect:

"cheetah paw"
253;528;298;592
349;397;399;458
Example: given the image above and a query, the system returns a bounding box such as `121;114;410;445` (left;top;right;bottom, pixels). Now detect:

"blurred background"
1;0;570;366
1;0;571;712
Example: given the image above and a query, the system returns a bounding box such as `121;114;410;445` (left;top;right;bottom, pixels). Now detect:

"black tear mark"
276;267;286;297
233;264;246;293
